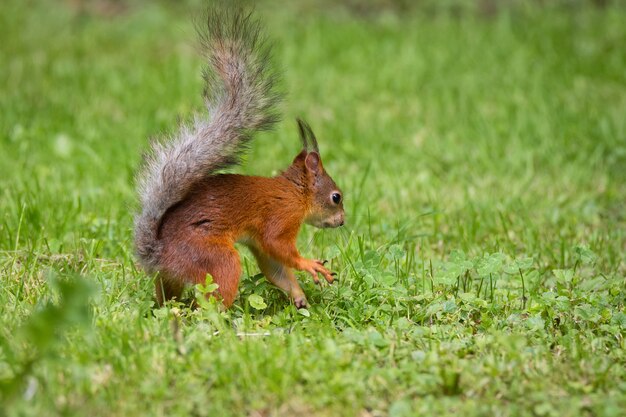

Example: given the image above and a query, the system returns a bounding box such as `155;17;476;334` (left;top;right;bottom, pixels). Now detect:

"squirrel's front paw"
298;259;335;284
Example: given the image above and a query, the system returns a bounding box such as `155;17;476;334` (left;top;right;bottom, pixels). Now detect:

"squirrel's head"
289;119;345;229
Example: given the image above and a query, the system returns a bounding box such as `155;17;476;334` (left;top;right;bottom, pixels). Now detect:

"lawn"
1;0;625;416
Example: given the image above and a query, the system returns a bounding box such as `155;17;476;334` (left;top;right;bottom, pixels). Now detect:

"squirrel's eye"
331;192;342;205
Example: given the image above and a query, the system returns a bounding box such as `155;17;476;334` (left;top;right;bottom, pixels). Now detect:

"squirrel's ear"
304;151;322;174
292;149;307;164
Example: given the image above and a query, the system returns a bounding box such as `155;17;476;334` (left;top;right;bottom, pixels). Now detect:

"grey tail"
134;6;281;271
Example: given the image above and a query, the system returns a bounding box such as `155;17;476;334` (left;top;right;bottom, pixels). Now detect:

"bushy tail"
134;7;281;271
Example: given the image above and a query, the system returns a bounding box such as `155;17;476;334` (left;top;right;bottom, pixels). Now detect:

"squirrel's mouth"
322;216;345;229
305;211;345;229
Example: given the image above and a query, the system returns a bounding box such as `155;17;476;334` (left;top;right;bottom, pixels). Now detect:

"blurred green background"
1;0;625;416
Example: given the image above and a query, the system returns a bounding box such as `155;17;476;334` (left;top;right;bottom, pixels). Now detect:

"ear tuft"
305;151;322;174
296;118;309;150
296;118;319;152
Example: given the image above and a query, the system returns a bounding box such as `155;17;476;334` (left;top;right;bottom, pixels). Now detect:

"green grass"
1;1;625;416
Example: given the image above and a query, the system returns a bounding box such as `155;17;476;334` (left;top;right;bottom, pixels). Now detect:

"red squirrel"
134;8;344;308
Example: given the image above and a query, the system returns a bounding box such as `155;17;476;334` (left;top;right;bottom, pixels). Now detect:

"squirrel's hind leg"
158;237;242;308
195;241;242;308
248;246;307;308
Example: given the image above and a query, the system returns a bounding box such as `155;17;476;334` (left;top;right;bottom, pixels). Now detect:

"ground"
1;1;625;416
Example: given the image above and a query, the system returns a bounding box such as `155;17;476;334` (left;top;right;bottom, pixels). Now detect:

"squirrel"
134;7;345;309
